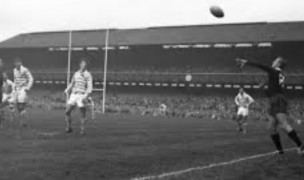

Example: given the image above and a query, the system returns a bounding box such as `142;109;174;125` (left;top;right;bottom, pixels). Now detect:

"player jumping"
13;58;34;128
64;58;93;134
236;57;304;155
234;88;254;134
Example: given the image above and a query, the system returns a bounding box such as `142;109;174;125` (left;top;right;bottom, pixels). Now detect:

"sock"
288;130;303;148
271;133;283;152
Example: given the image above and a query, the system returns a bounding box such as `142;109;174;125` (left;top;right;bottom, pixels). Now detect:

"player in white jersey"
13;58;34;127
234;88;254;133
64;59;93;134
0;73;16;124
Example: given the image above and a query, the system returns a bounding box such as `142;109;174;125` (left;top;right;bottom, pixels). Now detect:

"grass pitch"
0;109;303;180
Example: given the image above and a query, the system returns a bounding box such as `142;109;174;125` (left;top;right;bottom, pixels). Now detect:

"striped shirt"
2;79;14;94
14;66;34;90
67;70;93;94
235;93;254;108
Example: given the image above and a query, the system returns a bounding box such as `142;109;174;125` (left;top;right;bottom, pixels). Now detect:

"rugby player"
13;58;34;127
64;58;93;134
0;73;16;122
236;57;304;155
234;88;254;134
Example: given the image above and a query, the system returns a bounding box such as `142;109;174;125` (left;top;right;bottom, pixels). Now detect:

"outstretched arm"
236;58;275;74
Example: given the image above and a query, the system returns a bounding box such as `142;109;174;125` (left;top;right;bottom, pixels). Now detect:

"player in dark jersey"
236;57;304;155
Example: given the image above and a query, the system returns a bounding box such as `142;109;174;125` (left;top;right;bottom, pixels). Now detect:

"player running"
64;58;93;134
236;57;304;155
0;73;16;123
234;88;254;134
13;58;34;127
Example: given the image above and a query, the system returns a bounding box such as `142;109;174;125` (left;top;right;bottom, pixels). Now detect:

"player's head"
239;87;244;95
14;57;22;69
272;57;287;70
79;58;89;71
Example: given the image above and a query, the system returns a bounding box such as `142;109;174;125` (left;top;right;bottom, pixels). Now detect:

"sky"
0;0;304;41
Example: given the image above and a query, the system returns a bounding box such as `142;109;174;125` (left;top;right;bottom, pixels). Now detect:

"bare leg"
236;115;243;132
17;103;27;128
79;107;86;134
267;114;284;154
65;105;74;133
241;116;248;134
276;113;303;153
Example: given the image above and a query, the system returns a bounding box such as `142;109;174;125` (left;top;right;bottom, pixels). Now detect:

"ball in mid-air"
210;5;224;18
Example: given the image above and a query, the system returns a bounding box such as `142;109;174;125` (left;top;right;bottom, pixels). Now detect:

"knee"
20;110;26;115
280;123;293;133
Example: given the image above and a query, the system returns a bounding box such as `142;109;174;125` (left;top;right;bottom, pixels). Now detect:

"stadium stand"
0;22;304;85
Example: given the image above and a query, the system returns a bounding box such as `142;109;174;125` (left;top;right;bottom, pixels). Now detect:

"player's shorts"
268;94;287;116
67;93;87;108
2;93;15;104
11;88;27;103
237;107;249;117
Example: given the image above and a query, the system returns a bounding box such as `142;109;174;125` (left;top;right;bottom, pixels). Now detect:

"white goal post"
66;28;109;114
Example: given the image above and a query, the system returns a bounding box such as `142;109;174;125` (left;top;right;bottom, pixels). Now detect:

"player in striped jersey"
234;88;254;134
13;58;34;127
64;58;93;134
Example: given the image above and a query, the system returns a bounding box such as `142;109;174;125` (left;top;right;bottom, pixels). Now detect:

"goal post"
66;28;109;114
66;30;72;101
101;28;109;114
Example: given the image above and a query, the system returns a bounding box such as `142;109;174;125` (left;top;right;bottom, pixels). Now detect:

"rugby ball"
210;5;224;18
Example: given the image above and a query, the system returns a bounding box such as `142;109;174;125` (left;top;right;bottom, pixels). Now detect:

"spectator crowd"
27;90;304;122
25;65;304;85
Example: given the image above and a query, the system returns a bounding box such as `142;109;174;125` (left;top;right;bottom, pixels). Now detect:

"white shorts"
2;93;14;104
12;88;27;103
67;93;87;108
237;107;249;117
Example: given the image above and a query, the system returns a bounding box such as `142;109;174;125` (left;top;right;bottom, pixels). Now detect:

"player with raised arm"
235;88;254;134
13;58;34;128
64;58;93;134
236;57;304;155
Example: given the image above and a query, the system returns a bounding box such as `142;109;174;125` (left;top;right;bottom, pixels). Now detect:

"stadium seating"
26;65;303;85
3;46;304;84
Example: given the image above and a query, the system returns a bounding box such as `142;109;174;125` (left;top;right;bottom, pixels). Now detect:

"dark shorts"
268;94;288;116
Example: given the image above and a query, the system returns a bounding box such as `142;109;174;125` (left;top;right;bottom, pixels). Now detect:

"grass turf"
0;109;303;180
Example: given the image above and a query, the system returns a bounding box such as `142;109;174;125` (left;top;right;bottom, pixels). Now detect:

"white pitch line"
131;148;297;180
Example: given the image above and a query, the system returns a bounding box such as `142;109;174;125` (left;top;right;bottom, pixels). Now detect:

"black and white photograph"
0;0;304;179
